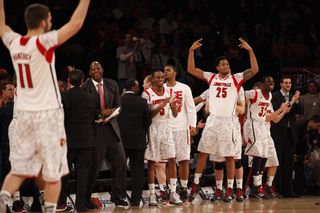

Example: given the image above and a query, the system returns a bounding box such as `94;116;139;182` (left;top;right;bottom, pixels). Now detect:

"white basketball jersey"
3;30;62;111
203;72;244;117
164;82;197;130
142;87;171;122
246;89;272;122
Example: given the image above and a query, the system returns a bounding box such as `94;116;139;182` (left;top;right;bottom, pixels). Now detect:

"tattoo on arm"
243;69;254;81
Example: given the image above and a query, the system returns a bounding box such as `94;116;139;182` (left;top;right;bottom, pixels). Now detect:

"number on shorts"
18;63;33;88
216;87;227;98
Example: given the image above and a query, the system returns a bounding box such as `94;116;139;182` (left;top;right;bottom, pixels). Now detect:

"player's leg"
0;174;26;213
178;160;189;203
43;180;61;213
154;163;169;204
211;161;224;201
251;157;269;199
223;157;235;202
265;166;281;198
235;160;244;201
167;158;182;205
147;161;157;206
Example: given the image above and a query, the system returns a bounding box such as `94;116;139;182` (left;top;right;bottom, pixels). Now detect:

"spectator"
271;35;294;67
139;7;155;31
117;33;143;93
159;11;178;43
280;2;300;28
139;28;154;65
112;0;125;20
167;45;187;80
304;23;320;54
299;81;320;119
128;19;142;38
0;82;14;107
117;7;139;34
117;79;151;206
290;33;312;66
151;43;169;71
0;73;11;97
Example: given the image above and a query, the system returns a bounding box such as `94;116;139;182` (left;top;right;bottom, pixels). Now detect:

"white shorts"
244;119;268;158
8;117;16;143
209;118;242;162
173;129;190;162
10;109;69;182
198;115;239;158
145;121;175;162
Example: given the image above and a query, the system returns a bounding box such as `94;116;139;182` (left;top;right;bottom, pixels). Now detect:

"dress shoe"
130;202;140;206
85;201;99;209
111;197;129;207
283;192;301;198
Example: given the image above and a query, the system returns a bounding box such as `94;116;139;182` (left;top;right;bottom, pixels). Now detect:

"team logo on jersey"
60;138;66;146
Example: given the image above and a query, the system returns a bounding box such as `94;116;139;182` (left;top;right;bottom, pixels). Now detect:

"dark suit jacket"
117;93;152;150
81;78;122;141
270;90;303;145
0;103;13;159
61;87;96;149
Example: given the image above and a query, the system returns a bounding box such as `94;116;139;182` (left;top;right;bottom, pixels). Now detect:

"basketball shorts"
10;108;69;182
244;119;268;158
145;121;175;162
173;129;190;162
198;115;239;158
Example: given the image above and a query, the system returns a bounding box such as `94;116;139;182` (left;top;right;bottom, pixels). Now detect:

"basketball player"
244;76;289;199
141;71;183;206
0;1;90;213
164;65;197;204
188;37;259;202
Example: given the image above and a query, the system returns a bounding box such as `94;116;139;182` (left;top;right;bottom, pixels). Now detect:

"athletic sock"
13;191;20;201
170;178;177;193
44;202;56;213
227;179;234;189
180;179;188;189
266;176;274;187
194;173;202;184
236;179;243;190
216;180;223;191
0;191;11;205
149;184;155;194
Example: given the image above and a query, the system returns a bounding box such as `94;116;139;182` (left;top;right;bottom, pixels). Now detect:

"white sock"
180;179;188;189
216;180;223;191
194;173;202;184
159;183;166;191
227;179;234;189
44;202;56;213
266;176;274;187
0;191;11;205
170;178;177;193
253;175;260;186
236;179;243;190
149;183;155;194
13;191;20;201
39;190;45;204
259;174;263;186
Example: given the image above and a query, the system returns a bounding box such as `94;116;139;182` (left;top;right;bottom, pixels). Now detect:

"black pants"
125;149;145;204
85;123;127;203
58;147;93;209
274;128;296;194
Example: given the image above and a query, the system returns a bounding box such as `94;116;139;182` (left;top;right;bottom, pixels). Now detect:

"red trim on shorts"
189;125;192;145
250;90;258;105
45;44;60;63
9;40;13;46
36;38;46;56
177;159;190;163
151;87;165;96
145;159;157;162
162;157;176;160
20;36;31;46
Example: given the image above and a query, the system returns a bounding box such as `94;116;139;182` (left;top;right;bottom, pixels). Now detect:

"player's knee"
215;162;224;170
235;160;242;169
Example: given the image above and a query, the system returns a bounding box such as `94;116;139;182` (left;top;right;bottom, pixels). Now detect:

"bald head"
89;61;104;83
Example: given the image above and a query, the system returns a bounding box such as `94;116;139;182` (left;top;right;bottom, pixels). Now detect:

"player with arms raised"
0;1;90;213
188;37;259;202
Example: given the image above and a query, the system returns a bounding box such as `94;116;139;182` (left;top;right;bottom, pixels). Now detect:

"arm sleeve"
195;102;204;113
117;47;134;61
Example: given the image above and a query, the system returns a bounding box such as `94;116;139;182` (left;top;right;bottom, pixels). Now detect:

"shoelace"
215;189;223;197
259;185;268;194
225;188;232;197
236;189;244;197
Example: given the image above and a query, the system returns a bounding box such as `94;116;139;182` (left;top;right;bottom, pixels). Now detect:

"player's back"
142;87;170;122
3;30;61;111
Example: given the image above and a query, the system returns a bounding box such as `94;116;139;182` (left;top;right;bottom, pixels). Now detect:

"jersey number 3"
216;87;227;98
18;63;33;88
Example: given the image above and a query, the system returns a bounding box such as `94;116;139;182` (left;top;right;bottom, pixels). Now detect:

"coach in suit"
59;69;96;212
271;75;302;198
82;61;128;207
117;79;151;206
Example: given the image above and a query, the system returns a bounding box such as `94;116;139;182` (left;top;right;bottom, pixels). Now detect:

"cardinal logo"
60;138;66;146
248;138;252;144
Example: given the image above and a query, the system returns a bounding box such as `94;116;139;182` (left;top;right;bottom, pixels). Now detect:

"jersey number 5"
18;63;33;88
216;87;227;98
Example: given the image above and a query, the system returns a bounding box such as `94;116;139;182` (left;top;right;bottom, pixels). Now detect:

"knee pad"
215;162;224;170
235;160;242;169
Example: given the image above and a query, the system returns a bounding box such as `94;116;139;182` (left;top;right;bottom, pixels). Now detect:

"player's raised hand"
190;38;203;51
238;38;252;51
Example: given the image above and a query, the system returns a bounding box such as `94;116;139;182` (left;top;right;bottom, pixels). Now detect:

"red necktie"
97;83;106;110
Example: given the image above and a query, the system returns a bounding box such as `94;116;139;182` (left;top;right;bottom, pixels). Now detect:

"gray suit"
82;78;127;202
